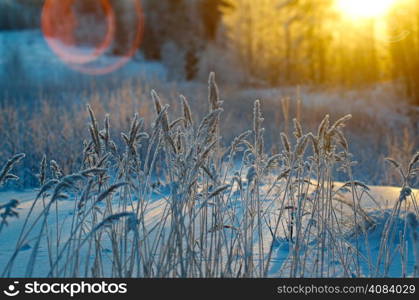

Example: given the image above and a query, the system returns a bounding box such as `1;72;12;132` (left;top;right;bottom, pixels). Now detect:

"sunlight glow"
336;0;396;19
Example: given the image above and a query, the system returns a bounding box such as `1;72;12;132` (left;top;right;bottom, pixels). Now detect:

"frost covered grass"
1;77;416;188
0;74;418;278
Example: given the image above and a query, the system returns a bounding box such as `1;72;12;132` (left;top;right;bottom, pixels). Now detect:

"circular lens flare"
42;0;144;75
42;0;115;65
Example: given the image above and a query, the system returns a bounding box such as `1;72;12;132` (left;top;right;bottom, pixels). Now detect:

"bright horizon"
336;0;397;19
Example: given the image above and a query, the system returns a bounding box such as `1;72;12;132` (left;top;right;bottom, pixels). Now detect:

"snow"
0;30;168;89
0;183;417;278
236;84;412;126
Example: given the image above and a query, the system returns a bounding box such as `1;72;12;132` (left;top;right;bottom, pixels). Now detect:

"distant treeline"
1;0;419;105
0;0;228;81
0;0;42;30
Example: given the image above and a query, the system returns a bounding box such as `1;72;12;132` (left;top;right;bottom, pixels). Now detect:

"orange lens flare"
42;0;144;75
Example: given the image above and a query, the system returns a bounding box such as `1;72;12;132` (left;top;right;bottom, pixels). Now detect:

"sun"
336;0;396;19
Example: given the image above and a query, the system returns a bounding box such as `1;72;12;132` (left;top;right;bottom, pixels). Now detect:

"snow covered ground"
0;30;167;91
0;182;417;278
236;84;415;128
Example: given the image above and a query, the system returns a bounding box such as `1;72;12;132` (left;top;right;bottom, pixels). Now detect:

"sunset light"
337;0;396;19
